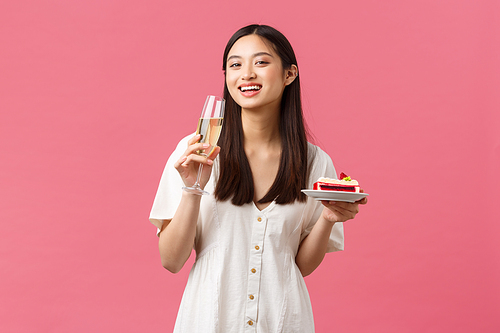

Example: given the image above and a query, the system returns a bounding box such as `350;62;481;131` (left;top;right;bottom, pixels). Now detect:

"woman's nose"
241;67;256;80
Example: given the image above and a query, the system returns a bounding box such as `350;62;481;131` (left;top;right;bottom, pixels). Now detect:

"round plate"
301;190;369;203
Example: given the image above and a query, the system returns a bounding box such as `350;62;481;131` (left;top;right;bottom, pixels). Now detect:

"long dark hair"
215;24;311;205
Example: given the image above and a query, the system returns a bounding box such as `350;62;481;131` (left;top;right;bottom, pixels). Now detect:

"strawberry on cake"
313;172;360;193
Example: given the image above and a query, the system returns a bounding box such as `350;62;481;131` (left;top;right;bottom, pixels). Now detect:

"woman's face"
225;34;296;113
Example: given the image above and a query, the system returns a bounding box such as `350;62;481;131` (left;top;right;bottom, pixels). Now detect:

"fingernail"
203;144;210;148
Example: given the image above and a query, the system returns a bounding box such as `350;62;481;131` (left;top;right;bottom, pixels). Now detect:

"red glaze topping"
313;182;358;192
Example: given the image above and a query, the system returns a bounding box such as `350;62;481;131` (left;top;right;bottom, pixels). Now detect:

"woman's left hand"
321;190;367;223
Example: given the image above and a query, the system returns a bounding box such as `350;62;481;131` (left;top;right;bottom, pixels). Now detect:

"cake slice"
313;172;360;193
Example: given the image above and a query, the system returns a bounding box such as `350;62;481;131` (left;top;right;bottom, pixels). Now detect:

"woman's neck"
241;107;281;149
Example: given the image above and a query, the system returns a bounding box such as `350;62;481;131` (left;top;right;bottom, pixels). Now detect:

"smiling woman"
217;28;302;206
149;24;367;332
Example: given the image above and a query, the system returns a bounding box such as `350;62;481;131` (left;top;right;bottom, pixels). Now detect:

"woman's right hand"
174;134;220;189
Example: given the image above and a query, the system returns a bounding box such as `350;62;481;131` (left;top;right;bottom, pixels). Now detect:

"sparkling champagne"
196;117;223;156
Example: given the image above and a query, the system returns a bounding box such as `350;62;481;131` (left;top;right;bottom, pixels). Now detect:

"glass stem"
194;163;203;187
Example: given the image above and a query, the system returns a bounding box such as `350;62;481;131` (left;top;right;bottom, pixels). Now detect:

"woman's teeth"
240;85;261;91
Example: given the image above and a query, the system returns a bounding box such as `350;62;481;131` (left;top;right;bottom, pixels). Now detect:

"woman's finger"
357;188;368;205
174;156;188;169
187;134;201;145
207;146;220;160
183;142;210;156
357;197;368;205
181;153;211;166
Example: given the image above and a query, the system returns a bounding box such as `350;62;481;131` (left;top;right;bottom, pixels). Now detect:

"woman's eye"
256;61;268;65
229;63;241;68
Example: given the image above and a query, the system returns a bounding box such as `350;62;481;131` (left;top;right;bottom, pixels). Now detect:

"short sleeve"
300;144;344;253
149;134;192;232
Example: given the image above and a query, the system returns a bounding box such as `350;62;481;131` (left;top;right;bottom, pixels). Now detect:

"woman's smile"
238;83;262;97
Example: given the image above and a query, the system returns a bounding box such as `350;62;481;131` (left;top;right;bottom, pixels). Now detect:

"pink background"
1;0;499;332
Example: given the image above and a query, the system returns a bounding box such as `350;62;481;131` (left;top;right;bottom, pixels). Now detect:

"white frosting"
317;177;359;186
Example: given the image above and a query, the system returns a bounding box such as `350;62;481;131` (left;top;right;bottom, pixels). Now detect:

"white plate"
301;190;369;203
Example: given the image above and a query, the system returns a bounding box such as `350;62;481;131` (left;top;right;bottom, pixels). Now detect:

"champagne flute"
182;95;225;195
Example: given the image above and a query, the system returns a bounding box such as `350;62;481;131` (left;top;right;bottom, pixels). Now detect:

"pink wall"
1;0;499;332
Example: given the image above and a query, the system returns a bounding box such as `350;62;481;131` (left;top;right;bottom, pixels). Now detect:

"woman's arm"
158;135;220;273
158;192;201;273
296;197;367;277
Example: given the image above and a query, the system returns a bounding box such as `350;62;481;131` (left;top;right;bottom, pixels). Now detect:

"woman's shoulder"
307;142;333;164
307;142;336;180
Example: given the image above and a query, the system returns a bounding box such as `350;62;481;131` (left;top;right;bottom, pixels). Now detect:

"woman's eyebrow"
227;52;274;62
226;55;241;62
253;51;274;58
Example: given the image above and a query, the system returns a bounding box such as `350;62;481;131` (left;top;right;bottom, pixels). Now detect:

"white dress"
150;135;344;333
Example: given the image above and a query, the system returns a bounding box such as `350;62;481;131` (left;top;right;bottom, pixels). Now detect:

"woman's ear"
284;64;298;86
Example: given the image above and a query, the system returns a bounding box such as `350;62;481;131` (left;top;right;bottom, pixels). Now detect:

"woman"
150;24;367;332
